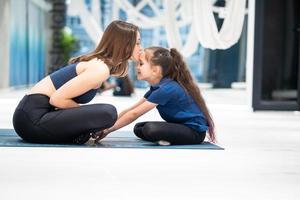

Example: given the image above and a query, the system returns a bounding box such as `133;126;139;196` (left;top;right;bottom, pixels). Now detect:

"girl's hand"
93;129;110;143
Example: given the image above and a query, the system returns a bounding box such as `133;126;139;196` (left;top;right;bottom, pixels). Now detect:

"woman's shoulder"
87;58;109;68
78;58;110;74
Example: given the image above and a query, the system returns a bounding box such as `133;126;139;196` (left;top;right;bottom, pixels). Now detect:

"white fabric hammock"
114;0;246;51
163;0;198;57
193;0;247;49
67;0;247;54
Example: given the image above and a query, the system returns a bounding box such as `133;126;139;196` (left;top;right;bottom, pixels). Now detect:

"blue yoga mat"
0;129;223;150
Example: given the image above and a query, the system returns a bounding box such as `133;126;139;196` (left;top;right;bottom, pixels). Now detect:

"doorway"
253;0;300;110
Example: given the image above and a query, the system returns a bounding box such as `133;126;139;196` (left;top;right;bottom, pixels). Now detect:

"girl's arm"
94;98;154;142
118;98;147;118
50;60;109;109
106;100;157;134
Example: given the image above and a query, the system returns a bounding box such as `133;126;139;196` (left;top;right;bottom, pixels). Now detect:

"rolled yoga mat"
0;129;224;150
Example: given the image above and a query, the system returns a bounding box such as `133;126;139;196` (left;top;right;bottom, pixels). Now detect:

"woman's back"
29;59;104;99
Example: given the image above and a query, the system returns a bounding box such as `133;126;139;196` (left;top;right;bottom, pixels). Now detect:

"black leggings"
12;94;117;144
134;121;206;145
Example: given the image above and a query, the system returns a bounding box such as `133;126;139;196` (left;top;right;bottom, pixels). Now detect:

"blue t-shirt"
144;78;209;133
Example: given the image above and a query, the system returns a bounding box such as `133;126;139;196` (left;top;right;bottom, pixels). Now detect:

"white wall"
246;0;256;111
0;0;10;88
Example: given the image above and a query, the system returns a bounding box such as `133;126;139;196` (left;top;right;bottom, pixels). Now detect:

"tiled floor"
0;87;299;200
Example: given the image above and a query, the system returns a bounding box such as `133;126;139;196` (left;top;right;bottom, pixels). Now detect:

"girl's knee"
133;124;140;134
142;123;158;140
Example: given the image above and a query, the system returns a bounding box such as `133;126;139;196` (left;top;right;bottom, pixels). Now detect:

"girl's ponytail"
170;48;216;143
169;48;182;73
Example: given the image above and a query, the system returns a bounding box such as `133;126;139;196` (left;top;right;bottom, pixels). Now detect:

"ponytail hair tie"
170;48;179;58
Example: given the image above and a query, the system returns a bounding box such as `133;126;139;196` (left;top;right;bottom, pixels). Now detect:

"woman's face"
131;32;142;61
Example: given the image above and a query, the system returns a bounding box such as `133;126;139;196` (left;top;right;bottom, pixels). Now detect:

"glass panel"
261;0;299;101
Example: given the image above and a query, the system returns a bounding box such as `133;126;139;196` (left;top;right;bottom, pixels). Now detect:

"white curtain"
9;0;48;86
0;0;10;88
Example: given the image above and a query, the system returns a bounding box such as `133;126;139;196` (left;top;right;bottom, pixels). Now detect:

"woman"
94;47;216;145
12;20;142;144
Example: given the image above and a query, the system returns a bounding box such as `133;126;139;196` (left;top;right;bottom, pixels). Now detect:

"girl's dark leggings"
12;94;117;144
134;121;206;145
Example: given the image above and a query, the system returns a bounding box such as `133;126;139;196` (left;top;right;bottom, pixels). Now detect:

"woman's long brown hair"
145;47;216;143
69;20;139;77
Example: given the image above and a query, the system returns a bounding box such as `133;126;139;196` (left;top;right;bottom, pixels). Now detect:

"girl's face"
136;51;161;82
131;32;142;61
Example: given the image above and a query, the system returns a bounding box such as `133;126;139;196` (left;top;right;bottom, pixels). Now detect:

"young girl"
12;20;142;144
95;46;216;145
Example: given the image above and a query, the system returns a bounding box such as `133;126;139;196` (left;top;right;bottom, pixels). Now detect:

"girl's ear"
153;65;162;75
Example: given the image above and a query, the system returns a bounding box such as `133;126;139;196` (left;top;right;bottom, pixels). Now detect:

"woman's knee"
104;104;118;125
94;104;117;127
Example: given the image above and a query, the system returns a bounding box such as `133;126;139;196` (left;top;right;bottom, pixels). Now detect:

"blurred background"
0;0;299;111
0;2;299;199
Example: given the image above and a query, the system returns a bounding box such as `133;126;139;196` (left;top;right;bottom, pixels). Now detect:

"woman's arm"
50;60;109;109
